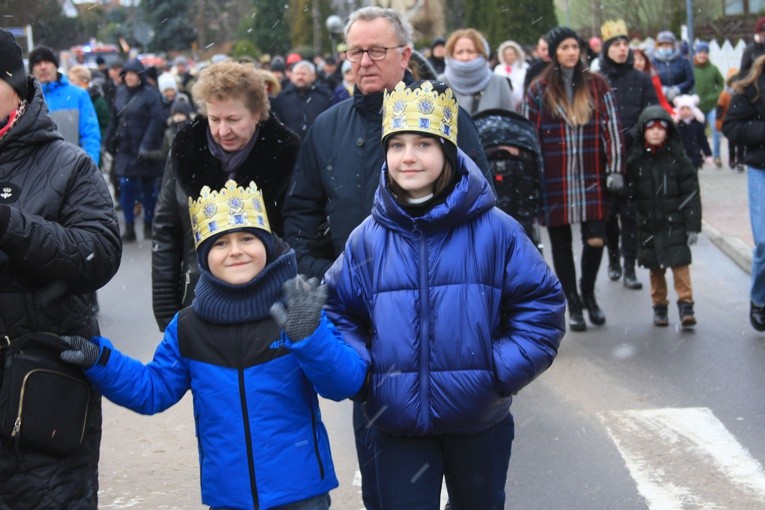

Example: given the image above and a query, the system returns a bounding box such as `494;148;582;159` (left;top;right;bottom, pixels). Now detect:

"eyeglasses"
346;46;404;62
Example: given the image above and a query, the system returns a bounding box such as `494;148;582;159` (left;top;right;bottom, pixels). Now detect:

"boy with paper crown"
58;180;367;510
324;80;566;509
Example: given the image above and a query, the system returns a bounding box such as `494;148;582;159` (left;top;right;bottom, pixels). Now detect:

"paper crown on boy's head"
601;19;628;43
382;80;458;147
188;180;271;249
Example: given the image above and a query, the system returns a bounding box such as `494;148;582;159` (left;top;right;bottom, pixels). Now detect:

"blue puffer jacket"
41;73;101;164
325;150;566;436
82;309;365;509
652;48;695;96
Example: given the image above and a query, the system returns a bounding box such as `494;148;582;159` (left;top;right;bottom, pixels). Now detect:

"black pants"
606;195;638;268
548;222;605;299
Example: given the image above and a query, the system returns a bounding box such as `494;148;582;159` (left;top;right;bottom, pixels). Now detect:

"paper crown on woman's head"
382;80;458;147
188;180;271;249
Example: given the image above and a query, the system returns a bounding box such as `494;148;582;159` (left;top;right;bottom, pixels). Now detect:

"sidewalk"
698;155;753;275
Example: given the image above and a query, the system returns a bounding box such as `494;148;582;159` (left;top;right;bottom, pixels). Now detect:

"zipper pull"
11;417;20;438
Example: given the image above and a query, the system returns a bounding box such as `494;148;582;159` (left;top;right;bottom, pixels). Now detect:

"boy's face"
207;231;267;285
645;125;667;146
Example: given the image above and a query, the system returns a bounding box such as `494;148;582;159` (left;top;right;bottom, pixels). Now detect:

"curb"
702;219;752;275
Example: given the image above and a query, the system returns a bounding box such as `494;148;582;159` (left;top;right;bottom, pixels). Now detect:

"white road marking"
600;407;765;509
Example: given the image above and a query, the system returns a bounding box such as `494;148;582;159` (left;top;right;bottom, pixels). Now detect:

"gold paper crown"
188;180;271;248
382;81;458;147
601;19;628;42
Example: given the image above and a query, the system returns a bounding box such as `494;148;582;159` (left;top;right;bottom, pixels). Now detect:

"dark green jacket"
692;59;724;113
627;106;701;269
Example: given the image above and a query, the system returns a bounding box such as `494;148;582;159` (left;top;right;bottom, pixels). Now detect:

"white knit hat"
672;94;704;123
157;72;178;93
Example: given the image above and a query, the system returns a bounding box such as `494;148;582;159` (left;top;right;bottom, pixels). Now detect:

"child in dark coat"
673;94;712;169
627;105;702;327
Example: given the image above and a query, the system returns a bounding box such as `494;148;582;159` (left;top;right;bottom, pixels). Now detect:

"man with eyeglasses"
282;6;491;509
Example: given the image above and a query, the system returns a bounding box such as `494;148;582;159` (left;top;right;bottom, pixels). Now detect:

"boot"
653;304;669;326
122;222;136;242
678;300;696;327
607;251;622;281
143;221;153;241
623;265;643;290
567;294;587;332
581;291;606;326
751;302;765;332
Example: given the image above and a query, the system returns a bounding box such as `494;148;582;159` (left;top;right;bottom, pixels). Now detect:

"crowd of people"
0;6;764;510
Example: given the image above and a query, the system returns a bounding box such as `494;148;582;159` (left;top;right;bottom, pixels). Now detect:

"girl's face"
207;231;267;285
387;133;445;199
556;37;581;69
452;37;480;62
633;52;646;72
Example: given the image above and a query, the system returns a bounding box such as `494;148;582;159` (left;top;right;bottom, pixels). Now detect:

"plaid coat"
523;73;623;227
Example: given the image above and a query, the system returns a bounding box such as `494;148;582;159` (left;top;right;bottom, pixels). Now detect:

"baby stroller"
472;109;544;251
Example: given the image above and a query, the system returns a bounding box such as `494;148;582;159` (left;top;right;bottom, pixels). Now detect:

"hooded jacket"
722;74;765;169
627;105;701;269
282;70;493;279
324;150;565;436
651;45;695;96
0;78;121;509
104;58;166;178
493;40;528;109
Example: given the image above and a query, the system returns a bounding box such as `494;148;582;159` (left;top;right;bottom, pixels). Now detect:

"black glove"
60;335;100;368
270;275;327;342
606;174;625;194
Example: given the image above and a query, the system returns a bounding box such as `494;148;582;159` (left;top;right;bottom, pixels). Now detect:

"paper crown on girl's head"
382;80;458;147
188;180;271;248
601;19;628;42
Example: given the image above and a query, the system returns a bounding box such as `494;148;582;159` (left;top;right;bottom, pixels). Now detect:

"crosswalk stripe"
600;407;765;509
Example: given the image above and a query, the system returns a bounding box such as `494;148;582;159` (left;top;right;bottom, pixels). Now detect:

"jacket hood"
0;77;62;160
496;40;526;68
372;148;495;235
121;58;146;85
631;105;683;155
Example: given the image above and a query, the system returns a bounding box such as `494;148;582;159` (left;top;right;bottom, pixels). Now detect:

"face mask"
657;48;673;58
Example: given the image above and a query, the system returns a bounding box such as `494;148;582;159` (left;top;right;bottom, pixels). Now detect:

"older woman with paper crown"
325;80;565;509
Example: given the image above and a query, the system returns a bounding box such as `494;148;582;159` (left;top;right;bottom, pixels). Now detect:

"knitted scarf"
443;57;492;95
0;101;25;142
206;125;259;180
192;248;297;325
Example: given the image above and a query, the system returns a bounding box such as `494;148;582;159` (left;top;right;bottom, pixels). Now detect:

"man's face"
32;60;57;84
346;17;411;95
291;66;315;89
607;39;629;64
537;38;549;61
108;66;122;83
123;71;140;88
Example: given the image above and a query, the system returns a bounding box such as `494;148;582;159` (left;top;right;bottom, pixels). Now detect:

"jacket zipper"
416;225;431;431
180;271;191;305
237;331;259;509
309;402;325;480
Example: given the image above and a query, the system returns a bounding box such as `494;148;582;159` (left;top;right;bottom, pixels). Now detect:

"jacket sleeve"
492;221;566;395
283;312;367;401
79;90;102;164
152;156;185;331
678;158;702;233
678;59;696;94
282;127;335;279
0;150;120;293
722;91;765;147
601;87;625;175
85;316;191;414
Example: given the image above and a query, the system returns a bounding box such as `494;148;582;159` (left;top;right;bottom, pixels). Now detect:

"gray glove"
270;275;327;342
666;86;681;101
60;335;100;368
606;173;625;194
687;231;698;246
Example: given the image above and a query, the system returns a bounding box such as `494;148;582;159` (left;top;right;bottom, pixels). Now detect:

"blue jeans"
706;108;720;158
119;176;158;225
211;493;330;510
749;167;765;305
373;414;514;510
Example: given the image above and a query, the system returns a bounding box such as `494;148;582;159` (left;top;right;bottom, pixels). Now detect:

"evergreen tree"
463;0;557;48
142;0;196;52
237;0;291;56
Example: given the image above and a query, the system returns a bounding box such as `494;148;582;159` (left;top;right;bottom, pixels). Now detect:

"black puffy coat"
627;106;701;269
151;115;300;331
722;74;765;169
271;82;333;140
0;78;121;509
104;59;166;178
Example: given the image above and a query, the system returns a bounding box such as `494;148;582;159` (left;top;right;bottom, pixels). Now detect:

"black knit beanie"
28;46;59;72
546;26;580;59
0;30;28;99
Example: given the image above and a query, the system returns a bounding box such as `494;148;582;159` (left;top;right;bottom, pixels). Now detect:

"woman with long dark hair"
523;26;624;331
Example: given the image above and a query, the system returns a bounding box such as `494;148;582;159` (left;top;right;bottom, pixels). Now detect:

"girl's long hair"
541;44;593;126
633;48;656;76
733;54;765;102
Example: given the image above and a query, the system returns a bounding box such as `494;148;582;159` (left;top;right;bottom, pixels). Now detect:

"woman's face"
556;37;580;69
502;47;517;66
205;96;261;153
452;37;480;62
633;52;646;72
386;133;445;199
0;79;20;120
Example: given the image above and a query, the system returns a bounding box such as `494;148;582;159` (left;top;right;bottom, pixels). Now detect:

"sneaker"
678;300;696;327
751;302;765;332
653;304;669;326
713;156;722;168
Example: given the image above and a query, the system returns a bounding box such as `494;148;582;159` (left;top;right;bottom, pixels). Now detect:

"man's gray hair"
344;7;413;47
292;60;316;74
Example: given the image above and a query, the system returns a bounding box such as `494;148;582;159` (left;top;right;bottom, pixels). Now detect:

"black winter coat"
722;74;765;169
0;78;121;509
104;59;166;178
740;41;765;77
676;118;712;168
627;106;701;269
271;82;333;140
282;71;494;279
151;115;300;331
